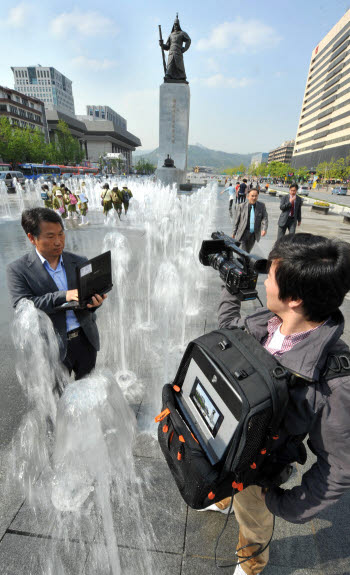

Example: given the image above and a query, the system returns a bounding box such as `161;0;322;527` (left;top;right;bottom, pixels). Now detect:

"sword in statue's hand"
158;25;167;75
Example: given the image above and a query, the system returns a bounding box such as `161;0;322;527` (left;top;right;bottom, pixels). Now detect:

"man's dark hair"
21;208;64;237
243;178;247;183
290;182;299;190
249;187;259;194
268;234;350;322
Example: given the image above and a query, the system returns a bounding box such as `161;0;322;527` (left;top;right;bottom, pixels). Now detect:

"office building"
0;85;48;141
85;105;126;131
12;66;75;117
268;140;294;164
250;152;269;167
293;10;350;169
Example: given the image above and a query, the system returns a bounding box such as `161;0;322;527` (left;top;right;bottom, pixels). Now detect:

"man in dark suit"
232;188;268;253
7;208;107;381
277;183;302;239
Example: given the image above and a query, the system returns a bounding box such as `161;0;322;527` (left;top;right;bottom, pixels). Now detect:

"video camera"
199;231;268;301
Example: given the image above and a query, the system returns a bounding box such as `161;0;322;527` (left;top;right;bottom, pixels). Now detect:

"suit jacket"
278;194;302;227
232;200;268;242
7;250;100;360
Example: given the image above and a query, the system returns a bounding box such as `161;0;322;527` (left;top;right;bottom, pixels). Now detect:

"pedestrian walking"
238;179;248;204
51;182;59;197
41;185;53;209
235;181;240;205
232;188;268;253
65;187;79;220
121;185;133;215
78;191;89;226
53;189;67;219
111;186;123;219
101;183;113;220
220;182;236;215
277;183;302;239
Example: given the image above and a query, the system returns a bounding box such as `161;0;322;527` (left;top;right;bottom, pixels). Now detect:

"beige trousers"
218;486;274;575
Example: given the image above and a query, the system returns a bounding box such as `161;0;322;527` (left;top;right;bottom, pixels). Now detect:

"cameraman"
217;233;350;575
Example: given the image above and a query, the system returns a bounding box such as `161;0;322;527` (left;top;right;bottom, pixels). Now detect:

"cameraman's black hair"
268;233;350;322
289;182;299;190
21;208;64;237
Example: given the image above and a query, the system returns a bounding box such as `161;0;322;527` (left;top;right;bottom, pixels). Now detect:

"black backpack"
122;189;130;202
156;327;350;510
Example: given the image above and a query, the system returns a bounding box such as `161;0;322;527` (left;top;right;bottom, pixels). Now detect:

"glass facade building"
292;10;350;169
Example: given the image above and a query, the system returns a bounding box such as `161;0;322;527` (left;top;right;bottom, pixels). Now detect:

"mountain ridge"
133;144;259;170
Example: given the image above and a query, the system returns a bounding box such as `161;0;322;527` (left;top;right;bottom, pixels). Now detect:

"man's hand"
261;230;267;237
232;235;235;239
297;221;301;227
87;294;107;309
66;289;79;302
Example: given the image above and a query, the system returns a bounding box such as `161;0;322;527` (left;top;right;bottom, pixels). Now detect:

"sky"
1;0;350;154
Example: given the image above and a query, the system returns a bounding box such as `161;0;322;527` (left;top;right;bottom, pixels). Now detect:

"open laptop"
57;250;113;311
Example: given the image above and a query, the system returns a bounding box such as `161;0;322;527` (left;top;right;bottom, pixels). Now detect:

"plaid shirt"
262;315;326;357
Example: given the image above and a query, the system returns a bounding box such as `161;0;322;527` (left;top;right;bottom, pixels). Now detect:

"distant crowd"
41;181;133;226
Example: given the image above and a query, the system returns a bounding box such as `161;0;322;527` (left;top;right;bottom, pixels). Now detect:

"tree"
255;162;268;177
110;157;125;174
0;119;29;165
294;166;309;181
135;158;156;174
50;120;85;165
29;128;49;163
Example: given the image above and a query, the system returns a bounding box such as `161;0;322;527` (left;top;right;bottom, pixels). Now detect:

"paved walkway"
0;190;349;574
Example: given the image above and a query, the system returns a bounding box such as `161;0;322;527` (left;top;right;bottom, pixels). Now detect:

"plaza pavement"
0;190;349;574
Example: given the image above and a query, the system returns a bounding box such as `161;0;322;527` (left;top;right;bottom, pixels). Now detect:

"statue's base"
157;83;190;174
156;167;186;187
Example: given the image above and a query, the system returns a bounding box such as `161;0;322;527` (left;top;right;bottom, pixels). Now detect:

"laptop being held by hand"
58;250;113;311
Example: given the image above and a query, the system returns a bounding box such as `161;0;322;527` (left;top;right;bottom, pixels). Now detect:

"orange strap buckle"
179;435;185;443
173;385;181;392
232;481;244;491
177;451;182;461
208;491;215;500
155;408;170;423
163;424;169;433
250;462;257;470
273;435;279;440
260;448;267;455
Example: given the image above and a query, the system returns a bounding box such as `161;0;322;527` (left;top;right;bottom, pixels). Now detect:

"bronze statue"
159;14;191;83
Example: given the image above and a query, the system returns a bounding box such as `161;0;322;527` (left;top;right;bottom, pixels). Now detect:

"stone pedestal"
156;83;190;186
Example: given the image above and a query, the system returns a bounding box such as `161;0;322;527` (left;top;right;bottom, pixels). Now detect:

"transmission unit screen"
190;377;224;437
